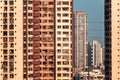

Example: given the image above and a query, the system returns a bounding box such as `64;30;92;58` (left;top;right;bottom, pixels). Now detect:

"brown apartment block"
0;0;73;80
105;0;120;80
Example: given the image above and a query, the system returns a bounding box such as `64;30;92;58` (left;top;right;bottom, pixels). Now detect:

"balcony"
33;1;40;6
33;73;39;77
33;66;40;71
33;49;40;53
33;37;40;41
34;13;40;18
33;43;40;47
33;61;39;65
33;55;40;59
33;25;40;30
33;19;40;23
33;7;40;11
33;31;40;35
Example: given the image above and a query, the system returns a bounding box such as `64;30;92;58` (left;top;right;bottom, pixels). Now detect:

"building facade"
88;40;104;67
0;0;73;80
0;0;24;79
74;12;87;72
105;0;120;80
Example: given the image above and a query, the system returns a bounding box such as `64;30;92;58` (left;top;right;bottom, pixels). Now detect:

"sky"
74;0;104;45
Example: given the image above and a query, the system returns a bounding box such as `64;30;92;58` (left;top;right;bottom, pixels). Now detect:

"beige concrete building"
105;0;120;80
55;0;73;79
0;0;73;80
0;0;24;80
74;12;87;72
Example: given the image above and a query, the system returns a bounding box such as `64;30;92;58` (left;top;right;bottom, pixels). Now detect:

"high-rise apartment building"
88;40;104;67
0;0;24;79
0;0;73;80
105;0;120;80
74;12;87;72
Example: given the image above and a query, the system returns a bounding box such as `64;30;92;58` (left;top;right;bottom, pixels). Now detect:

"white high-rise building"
74;12;87;72
88;40;104;67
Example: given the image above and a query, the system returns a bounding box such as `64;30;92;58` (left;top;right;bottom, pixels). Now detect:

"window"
28;31;32;35
49;32;53;35
9;25;14;29
63;32;69;35
49;50;54;52
9;31;14;36
63;13;69;17
57;49;61;53
57;31;61;35
4;56;7;60
3;25;7;30
4;7;7;11
28;7;32;10
63;68;69;71
57;37;61;41
49;2;54;5
9;37;14;42
10;49;14;54
57;8;61;11
9;62;14;68
10;67;14;72
63;43;69;47
9;1;14;5
57;74;61;77
57;68;61;71
10;43;14;48
3;19;7;24
57;19;61;22
10;6;14;11
28;1;33;4
57;26;61;29
3;13;7;17
4;1;7;5
57;62;61;65
3;37;7;42
3;50;7;54
63;20;69;22
3;74;8;78
57;1;61;5
62;7;69;11
62;49;69;53
49;8;54;12
57;44;61;47
10;19;14;24
28;25;32;28
3;43;8;48
9;55;14;60
63;26;69;29
28;13;32;16
62;1;69;5
28;19;32;23
63;73;69;77
28;55;33;59
10;74;14;78
57;13;61;17
63;38;69;41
